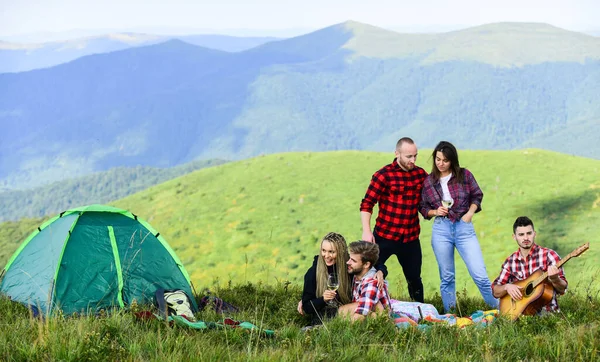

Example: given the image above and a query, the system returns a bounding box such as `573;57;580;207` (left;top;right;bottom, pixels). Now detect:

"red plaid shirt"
360;159;428;242
493;244;567;312
419;168;483;222
352;268;391;315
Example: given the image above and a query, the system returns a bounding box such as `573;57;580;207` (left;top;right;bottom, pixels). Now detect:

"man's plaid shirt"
352;268;391;316
360;159;427;242
493;244;567;312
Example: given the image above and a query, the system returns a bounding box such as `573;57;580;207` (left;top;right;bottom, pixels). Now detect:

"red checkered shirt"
493;244;567;313
360;159;428;242
352;268;391;316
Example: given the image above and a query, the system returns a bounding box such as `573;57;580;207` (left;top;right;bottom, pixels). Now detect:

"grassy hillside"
0;217;43;267
1;149;598;299
108;149;599;297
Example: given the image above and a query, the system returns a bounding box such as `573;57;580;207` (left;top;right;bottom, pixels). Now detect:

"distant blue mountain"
177;34;279;52
0;21;599;189
0;33;280;73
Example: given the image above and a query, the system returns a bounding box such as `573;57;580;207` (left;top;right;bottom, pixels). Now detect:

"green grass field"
111;149;599;298
1;149;599;361
1;282;599;361
1;149;599;299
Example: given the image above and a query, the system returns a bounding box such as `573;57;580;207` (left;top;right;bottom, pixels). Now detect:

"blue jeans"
431;217;498;313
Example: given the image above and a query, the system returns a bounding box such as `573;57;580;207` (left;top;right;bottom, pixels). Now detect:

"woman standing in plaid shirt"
419;141;498;313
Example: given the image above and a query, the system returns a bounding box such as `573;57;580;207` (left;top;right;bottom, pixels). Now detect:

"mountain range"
0;33;279;73
1;21;599;190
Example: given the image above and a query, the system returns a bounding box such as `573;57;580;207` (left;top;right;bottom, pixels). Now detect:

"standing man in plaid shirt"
360;137;428;302
339;241;391;321
492;216;568;313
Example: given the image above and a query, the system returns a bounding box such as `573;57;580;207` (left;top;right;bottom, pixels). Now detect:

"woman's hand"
436;206;448;217
462;204;478;223
461;211;474;223
297;300;304;315
323;290;337;302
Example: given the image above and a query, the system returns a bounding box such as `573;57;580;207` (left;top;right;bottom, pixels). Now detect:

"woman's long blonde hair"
315;232;351;305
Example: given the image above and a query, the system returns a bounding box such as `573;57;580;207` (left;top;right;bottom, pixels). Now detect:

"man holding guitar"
492;216;568;316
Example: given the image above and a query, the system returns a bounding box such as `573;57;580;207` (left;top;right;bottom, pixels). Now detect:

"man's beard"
348;266;361;275
520;241;532;250
397;159;414;171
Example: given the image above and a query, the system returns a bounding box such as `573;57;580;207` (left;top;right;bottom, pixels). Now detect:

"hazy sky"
1;0;598;37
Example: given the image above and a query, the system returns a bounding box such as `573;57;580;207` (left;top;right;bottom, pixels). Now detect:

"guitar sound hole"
524;283;534;296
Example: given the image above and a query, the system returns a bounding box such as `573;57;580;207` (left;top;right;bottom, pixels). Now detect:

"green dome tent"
0;205;197;316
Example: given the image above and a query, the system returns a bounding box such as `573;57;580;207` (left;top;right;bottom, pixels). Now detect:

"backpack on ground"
155;288;197;321
199;295;240;314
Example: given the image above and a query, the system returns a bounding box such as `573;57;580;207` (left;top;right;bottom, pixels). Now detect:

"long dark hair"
430;141;464;183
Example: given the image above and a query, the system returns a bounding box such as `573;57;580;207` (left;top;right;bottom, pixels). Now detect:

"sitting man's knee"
338;302;358;317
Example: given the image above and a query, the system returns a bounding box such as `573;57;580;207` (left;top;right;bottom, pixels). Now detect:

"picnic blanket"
390;299;498;330
171;315;275;336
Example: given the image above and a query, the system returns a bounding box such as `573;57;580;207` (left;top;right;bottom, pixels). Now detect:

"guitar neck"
532;252;573;286
555;253;573;269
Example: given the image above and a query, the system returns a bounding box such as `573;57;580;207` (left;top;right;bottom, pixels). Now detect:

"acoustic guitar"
499;242;589;321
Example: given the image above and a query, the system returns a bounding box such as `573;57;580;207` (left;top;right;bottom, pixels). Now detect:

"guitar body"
499;269;555;321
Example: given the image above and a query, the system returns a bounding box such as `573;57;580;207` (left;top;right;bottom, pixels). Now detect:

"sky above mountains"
1;0;598;41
